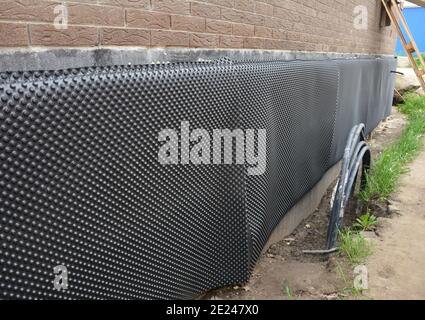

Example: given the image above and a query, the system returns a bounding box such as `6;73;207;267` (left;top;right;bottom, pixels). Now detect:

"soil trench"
204;108;412;300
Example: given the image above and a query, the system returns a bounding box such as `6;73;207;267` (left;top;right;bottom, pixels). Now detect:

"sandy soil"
203;108;409;301
206;188;349;300
366;140;425;300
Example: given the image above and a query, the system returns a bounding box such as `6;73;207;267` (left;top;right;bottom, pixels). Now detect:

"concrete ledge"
262;161;341;253
0;47;396;72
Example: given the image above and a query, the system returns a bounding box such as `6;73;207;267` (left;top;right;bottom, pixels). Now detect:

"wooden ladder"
381;0;425;91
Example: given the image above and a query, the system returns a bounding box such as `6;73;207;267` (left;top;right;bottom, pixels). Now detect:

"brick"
67;3;125;27
30;24;98;46
152;0;190;15
255;2;273;16
0;0;398;55
171;15;205;32
221;7;264;25
244;37;264;49
0;23;28;47
190;33;219;48
267;0;291;10
202;0;233;8
274;7;301;23
232;23;254;37
100;0;151;8
53;0;96;3
219;35;243;48
234;0;255;12
272;28;287;40
206;19;232;34
102;28;150;45
265;17;292;29
127;10;171;29
191;2;220;19
151;30;189;46
264;38;285;50
0;0;56;23
282;39;304;51
286;31;301;41
254;25;272;38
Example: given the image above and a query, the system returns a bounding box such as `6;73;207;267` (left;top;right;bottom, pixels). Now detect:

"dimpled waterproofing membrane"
0;57;396;299
234;60;339;265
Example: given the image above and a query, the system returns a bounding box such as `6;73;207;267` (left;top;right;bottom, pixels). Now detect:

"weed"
335;262;364;298
360;94;425;202
353;212;378;231
414;54;425;68
285;286;295;300
338;229;373;265
283;282;300;300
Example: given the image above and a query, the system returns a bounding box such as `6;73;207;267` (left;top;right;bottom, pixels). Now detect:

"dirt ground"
203;108;410;300
366;141;425;300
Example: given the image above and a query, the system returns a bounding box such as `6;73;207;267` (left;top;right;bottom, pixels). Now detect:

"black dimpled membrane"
0;58;396;300
234;60;339;264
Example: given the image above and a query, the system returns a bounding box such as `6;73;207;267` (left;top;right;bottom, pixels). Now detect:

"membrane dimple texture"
0;58;396;299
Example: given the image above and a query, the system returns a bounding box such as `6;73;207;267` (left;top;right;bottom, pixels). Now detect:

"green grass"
335;262;364;298
360;93;425;202
399;54;425;68
353;212;378;232
284;286;296;300
414;54;425;68
283;282;300;300
338;229;374;265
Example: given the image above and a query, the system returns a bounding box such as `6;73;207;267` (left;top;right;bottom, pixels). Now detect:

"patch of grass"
414;54;425;68
338;229;373;265
284;286;296;300
353;212;378;231
335;262;364;298
283;281;301;300
360;93;425;202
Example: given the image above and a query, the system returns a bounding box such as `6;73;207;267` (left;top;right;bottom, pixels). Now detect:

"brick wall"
0;0;395;54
